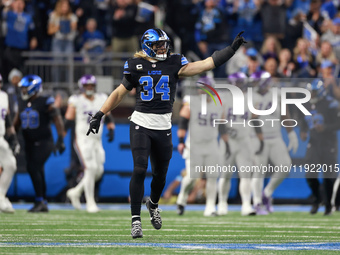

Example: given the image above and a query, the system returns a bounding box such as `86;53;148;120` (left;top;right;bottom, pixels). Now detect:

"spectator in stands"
259;0;288;41
195;0;228;77
2;68;22;120
240;47;262;76
264;57;283;78
111;0;139;54
111;0;139;79
80;18;106;74
76;0;111;43
135;0;157;38
260;36;281;61
307;0;326;35
285;8;306;51
48;0;78;54
293;38;316;78
2;0;37;79
231;0;262;45
319;60;340;100
277;48;294;77
80;18;105;56
165;0;201;57
315;41;338;67
321;17;340;60
48;0;78;83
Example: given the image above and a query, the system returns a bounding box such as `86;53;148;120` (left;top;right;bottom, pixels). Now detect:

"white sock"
239;178;252;207
205;178;217;210
252;178;264;205
177;175;195;206
218;178;231;206
83;168;97;207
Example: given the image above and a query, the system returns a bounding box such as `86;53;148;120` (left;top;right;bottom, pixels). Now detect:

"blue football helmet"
306;79;326;103
78;74;96;96
141;28;170;61
18;75;42;100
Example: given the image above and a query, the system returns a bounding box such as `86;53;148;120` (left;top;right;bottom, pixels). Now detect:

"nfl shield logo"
152;64;156;68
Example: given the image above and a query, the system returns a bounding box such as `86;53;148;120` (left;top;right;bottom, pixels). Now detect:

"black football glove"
107;129;114;142
255;140;264;155
86;111;104;135
225;141;231;161
231;31;247;52
8;134;20;155
54;135;65;155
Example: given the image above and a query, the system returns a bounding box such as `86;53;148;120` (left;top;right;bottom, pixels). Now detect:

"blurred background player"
217;72;256;216
13;75;65;212
250;71;299;214
0;74;20;213
177;76;225;217
300;79;340;215
65;74;115;213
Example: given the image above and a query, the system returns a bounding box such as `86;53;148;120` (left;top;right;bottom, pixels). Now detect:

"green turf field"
0;208;339;254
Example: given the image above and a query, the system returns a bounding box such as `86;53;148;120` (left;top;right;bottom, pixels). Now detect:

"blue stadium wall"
7;124;335;201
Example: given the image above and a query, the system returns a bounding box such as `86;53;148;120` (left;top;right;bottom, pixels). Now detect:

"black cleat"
177;204;185;216
146;199;162;230
28;201;49;213
324;205;332;216
131;220;143;239
310;204;319;214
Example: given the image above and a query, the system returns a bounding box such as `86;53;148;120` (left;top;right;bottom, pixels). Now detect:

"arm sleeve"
122;60;135;91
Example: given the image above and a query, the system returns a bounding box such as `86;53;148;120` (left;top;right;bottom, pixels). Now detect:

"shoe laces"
150;208;162;223
131;221;142;235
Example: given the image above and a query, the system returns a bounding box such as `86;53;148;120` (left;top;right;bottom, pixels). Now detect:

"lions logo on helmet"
141;28;171;61
18;75;43;100
78;74;96;97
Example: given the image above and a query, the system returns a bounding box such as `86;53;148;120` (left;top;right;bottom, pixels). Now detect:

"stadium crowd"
0;0;339;82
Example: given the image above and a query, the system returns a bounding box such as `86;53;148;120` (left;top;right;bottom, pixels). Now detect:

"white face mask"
155;53;167;61
85;90;94;96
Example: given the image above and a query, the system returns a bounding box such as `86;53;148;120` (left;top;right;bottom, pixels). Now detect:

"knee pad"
135;155;148;171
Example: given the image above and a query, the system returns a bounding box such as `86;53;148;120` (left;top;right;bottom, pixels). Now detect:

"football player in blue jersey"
13;75;65;212
300;79;340;216
87;28;246;238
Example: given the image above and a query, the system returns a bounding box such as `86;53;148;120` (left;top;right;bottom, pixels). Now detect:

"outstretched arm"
178;31;246;78
100;84;130;114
